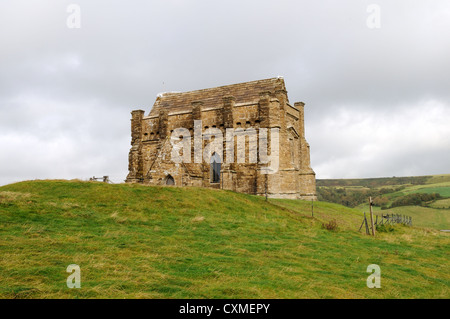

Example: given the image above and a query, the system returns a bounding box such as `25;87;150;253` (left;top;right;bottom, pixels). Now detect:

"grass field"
411;186;450;197
425;174;450;184
386;182;450;197
0;180;449;299
430;198;450;209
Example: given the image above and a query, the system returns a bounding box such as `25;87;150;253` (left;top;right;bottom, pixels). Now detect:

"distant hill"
316;174;450;230
317;174;450;188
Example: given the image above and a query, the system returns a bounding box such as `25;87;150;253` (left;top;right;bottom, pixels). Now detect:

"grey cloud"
1;0;449;185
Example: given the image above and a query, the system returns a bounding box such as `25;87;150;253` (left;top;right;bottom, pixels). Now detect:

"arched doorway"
210;152;221;183
165;174;175;185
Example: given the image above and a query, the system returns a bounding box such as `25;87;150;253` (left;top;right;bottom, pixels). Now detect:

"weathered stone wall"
126;78;317;200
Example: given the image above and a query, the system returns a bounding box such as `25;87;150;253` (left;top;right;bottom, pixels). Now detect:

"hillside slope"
0;180;449;298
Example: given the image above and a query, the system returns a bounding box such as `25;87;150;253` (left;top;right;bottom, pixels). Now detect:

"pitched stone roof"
149;77;287;116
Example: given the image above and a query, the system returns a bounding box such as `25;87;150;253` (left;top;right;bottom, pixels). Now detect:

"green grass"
270;199;364;231
430;198;450;209
412;186;450;197
380;206;450;231
0;180;449;299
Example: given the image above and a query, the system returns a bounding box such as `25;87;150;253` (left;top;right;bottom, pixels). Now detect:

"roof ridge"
149;77;287;115
158;77;285;97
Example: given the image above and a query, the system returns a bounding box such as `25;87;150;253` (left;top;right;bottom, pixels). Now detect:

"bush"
376;224;395;233
322;219;339;231
372;196;389;207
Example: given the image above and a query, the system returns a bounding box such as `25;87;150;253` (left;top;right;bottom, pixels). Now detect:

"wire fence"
359;212;412;234
376;213;412;226
89;176;115;184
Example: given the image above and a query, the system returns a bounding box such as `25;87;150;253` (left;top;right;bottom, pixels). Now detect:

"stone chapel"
126;77;316;199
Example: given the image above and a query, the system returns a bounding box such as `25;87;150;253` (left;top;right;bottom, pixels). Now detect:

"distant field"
412;187;450;197
430;198;450;209
382;184;450;201
426;175;450;184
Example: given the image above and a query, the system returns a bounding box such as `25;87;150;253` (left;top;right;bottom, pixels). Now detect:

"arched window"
165;175;175;185
210;152;221;183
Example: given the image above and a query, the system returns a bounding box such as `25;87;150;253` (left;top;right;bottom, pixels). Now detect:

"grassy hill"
0;180;449;299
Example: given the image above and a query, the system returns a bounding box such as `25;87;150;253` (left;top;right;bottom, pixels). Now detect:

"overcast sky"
1;0;449;185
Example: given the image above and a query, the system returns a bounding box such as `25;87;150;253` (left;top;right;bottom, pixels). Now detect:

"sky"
0;0;449;185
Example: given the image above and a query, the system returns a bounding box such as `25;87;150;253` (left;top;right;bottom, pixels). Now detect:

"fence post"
369;197;376;236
